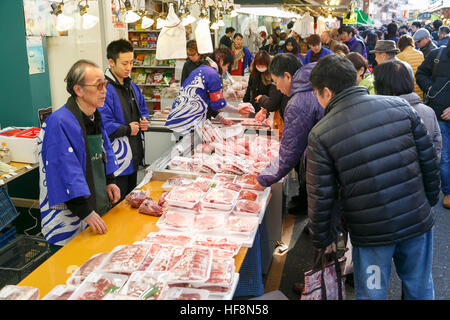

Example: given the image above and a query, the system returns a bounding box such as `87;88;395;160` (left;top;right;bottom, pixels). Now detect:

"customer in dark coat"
306;54;440;300
256;54;323;192
181;40;207;85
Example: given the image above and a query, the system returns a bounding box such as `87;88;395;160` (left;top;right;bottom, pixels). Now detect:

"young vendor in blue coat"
99;40;149;201
38;60;121;251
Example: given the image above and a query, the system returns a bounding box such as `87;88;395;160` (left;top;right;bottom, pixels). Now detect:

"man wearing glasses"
413;28;437;59
99;39;149;201
38;60;121;252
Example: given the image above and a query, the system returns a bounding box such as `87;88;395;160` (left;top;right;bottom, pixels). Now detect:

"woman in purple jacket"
256;54;324;212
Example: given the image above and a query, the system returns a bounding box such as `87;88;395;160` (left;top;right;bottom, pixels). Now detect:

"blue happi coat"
38;104;118;246
165;65;227;135
98;69;149;177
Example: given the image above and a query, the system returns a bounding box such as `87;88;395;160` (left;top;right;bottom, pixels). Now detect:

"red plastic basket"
15;128;41;139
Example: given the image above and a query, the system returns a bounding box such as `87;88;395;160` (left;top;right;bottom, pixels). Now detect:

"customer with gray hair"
38;59;121;253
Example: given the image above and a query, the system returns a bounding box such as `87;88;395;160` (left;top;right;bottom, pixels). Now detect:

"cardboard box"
0;127;40;164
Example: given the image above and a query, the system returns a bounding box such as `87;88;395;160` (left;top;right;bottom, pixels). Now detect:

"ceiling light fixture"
123;0;140;23
51;1;75;31
78;1;99;30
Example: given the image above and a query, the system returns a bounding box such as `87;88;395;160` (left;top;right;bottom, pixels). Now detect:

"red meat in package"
69;272;129;300
235;199;260;214
203;188;238;206
238;190;259;201
99;244;151;274
167;246;213;283
66;252;110;287
0;285;39;300
193;235;242;258
119;271;165;300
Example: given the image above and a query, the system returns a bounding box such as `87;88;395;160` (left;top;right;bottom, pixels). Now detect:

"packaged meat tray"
143;231;193;247
161;287;210;300
66;252;110;287
42;285;76;300
98;244;151;274
193;212;226;232
165;186;204;209
250;161;270;175
235;174;265;190
0;285;39;300
158;191;170;207
119;271;166;300
147;248;173;272
227;215;259;235
156;210;194;231
234;199;261;215
238;189;259;202
200;258;235;287
101;293;142;300
162;175;193;191
68;272;129;300
167;157;196;172
125;189;150;208
192;235;242;258
138;198;163;216
213;173;236;183
201;187;239;211
222;182;242;193
132;242;178;271
198;273;239;298
167;246;213;284
198;203;233;215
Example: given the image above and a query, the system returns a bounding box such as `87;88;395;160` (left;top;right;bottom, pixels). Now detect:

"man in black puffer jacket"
306;55;441;300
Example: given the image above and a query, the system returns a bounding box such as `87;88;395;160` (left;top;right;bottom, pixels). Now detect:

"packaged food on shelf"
98;244;151;274
192;177;214;193
227;215;259;235
195;143;215;154
160;287;209;300
68;272;129;300
158;191;170;207
161;174;193;190
236;173;265;190
156;210;194;231
213;174;236;184
66;252;110;287
167;246;213;283
201;258;235;287
138;197;163;216
165;186;204;209
167;157;197;173
198;202;233;216
119;271;166;300
0;285;39;300
125;189;150;208
250;161;270;175
222;182;242;193
42;285;76;300
193;212;226;232
133;242;179;271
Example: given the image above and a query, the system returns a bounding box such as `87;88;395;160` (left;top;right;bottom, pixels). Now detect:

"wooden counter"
18;180;248;298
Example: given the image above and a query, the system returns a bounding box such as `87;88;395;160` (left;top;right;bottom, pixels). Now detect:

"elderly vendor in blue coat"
38;60;121;252
256;54;324;214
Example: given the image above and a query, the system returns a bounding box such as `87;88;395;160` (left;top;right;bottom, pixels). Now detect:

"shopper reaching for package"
165;48;252;135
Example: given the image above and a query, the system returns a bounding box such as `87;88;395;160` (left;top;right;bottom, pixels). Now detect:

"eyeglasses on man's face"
81;80;108;91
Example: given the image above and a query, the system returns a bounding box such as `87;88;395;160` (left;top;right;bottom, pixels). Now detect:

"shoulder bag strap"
432;46;445;82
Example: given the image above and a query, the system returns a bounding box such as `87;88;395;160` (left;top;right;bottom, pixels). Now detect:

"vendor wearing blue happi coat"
165;48;252;135
38;60;121;252
99;40;149;201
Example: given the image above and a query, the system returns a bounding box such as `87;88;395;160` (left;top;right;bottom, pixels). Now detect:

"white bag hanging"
156;4;187;60
195;18;213;54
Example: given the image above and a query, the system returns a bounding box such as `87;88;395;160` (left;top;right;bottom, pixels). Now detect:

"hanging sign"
343;11;357;24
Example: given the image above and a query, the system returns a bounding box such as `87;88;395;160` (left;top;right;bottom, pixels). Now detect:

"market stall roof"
235;5;301;18
279;0;353;18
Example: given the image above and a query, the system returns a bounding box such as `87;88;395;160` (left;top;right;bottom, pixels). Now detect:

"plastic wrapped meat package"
147;248;172;272
227;215;259;236
250;161;270;175
167;156;196;172
192;177;214;193
158;191;170;207
98;244;151;274
195;143;215;154
193;234;242;258
156;210;194;231
133;242;179;271
238;189;259;202
193;212;226;232
234;199;261;215
66;252;110;287
236;173;265;191
119;271;166;300
0;285;40;300
201;187;239;211
68;272;129;300
213;173;236;184
42;285;76;300
143;231;193;247
125;189;150;208
160;287;210;300
195;258;235;291
166;246;213;284
222;182;242;193
161;175;193;191
138;197;163;217
165;186;204;209
197;156;222;174
198;202;232;216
